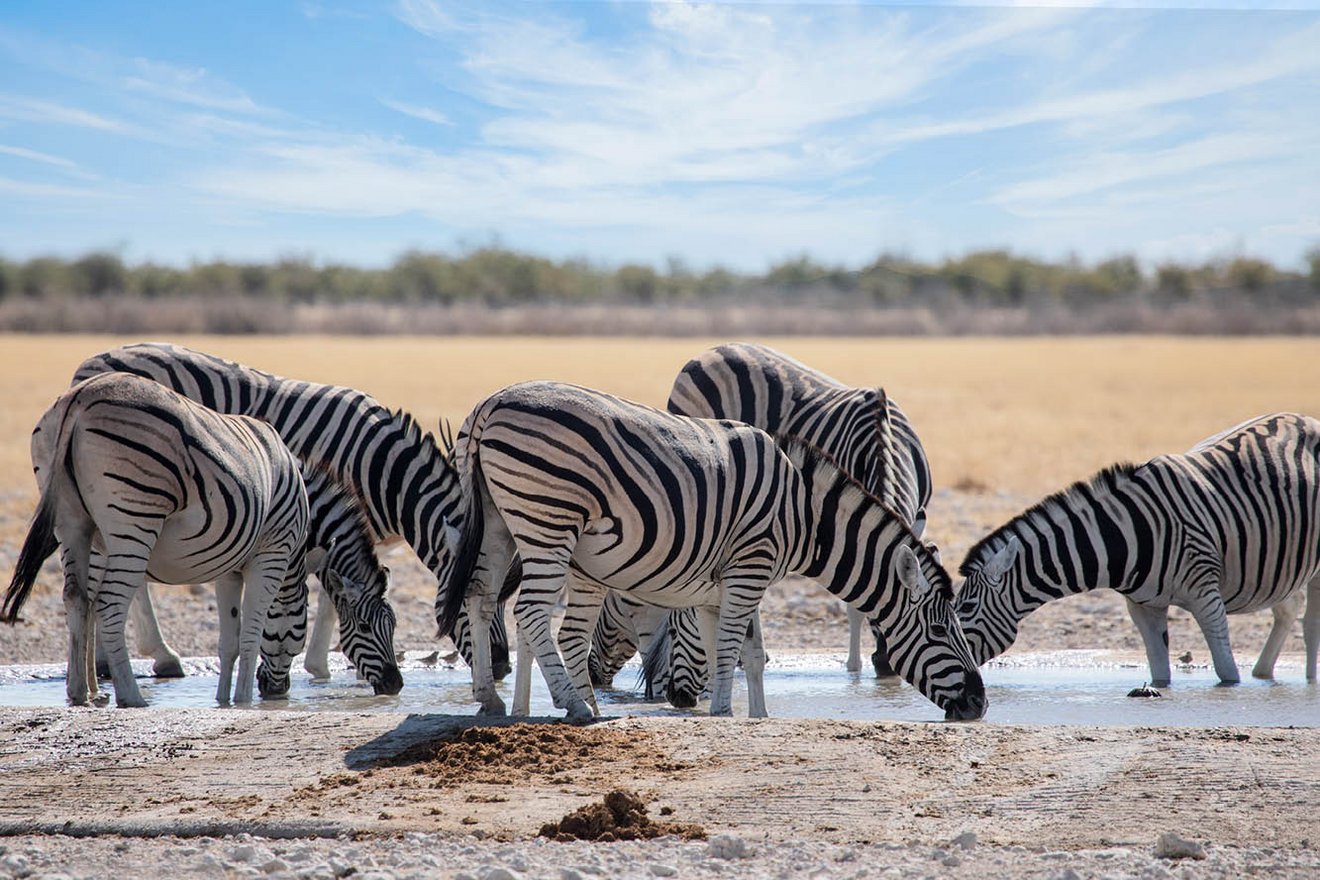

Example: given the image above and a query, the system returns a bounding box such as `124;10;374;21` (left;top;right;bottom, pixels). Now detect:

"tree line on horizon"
3;245;1319;308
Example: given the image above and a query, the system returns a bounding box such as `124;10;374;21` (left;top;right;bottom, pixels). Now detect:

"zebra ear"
896;543;931;598
985;536;1021;580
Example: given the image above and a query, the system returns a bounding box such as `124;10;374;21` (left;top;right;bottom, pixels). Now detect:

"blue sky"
2;1;1318;271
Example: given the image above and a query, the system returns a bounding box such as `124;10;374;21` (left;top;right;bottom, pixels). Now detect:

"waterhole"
0;651;1314;726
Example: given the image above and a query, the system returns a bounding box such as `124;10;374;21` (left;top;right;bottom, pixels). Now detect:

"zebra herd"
3;341;1318;719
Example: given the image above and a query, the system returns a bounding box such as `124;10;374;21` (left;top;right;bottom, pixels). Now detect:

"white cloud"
0;175;106;199
382;99;451;126
0;94;128;132
0;143;95;178
121;57;262;113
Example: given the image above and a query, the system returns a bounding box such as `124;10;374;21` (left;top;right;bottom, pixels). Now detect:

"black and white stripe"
438;380;985;721
956;413;1320;685
4;373;309;707
255;466;403;698
617;342;933;693
72;343;509;678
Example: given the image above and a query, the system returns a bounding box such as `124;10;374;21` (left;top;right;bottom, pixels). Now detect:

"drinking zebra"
254;466;403;698
591;342;932;694
72;343;508;679
955;413;1320;686
437;380;985;722
3;373;309;707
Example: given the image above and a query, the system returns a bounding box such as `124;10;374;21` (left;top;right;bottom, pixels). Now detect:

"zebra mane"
778;435;952;600
958;461;1142;576
296;461;385;586
873;387;897;507
388;407;459;481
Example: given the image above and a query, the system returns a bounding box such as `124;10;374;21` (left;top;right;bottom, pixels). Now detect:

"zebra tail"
3;483;59;624
437;450;485;637
638;616;673;699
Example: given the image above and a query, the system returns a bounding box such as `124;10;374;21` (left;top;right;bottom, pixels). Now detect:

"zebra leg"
304;582;337;680
1302;575;1319;682
740;611;768;718
868;620;896;677
1125;599;1173;687
89;542;149;709
846;605;863;673
130;584;186;678
1186;589;1241;684
1252;590;1305;680
512;619;534;716
557;576;606;716
234;555;290;705
60;540;95;707
257;574;309;699
214;574;243;705
708;599;760;718
512;555;594;723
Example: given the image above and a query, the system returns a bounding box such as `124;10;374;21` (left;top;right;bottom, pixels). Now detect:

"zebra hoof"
477;698;507;717
564;702;595;725
153;657;186;679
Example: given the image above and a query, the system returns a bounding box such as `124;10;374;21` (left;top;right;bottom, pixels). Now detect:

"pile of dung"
375;724;689;786
539;789;706;842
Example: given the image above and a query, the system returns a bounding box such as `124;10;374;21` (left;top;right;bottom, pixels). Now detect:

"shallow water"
0;651;1314;726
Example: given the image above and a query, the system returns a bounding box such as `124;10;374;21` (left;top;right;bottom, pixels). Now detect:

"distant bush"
0;243;1315;334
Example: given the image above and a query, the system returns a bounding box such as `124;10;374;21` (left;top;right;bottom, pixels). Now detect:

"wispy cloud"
381;98;451;126
0;94;127;131
0;143;95;178
120;57;263;113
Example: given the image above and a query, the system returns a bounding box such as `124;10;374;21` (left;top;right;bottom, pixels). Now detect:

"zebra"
437;380;985;722
586;591;668;691
3;373;309;707
592;341;932;696
72;343;508;679
955;413;1320;687
254;465;403;698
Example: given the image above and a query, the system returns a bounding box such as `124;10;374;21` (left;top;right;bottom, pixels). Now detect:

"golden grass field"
3;333;1318;500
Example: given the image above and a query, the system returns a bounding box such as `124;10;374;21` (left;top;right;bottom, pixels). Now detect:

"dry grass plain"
2;333;1318;665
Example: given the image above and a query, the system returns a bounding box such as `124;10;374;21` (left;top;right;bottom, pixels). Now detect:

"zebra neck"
264;380;462;569
799;487;916;618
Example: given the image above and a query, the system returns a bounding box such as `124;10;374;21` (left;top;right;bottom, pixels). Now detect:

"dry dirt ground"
1;336;1318;878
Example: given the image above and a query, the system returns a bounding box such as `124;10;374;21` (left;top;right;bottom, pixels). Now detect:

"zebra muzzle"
372;663;404;696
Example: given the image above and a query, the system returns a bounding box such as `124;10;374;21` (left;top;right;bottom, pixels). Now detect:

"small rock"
262;858;289;874
648;865;678;877
707;834;749;860
230;845;258;863
328;858;355;878
482;869;523;880
942;855;962;868
559;870;584;880
453;873;477;880
1155;831;1207;860
1047;870;1081;880
951;831;979;851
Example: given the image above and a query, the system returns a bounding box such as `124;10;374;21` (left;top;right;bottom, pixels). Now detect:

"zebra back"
73;343;462;574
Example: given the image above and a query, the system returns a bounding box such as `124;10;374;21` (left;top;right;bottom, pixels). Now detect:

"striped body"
957;413;1320;685
439;381;985;721
4;373;309;707
72;343;504;678
598;342;932;697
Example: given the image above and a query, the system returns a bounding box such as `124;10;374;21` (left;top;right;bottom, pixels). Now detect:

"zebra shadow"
343;712;611;771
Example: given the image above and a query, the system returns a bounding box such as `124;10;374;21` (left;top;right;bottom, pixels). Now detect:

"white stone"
262;857;289;874
1154;832;1207;861
230;844;258;863
707;834;750;860
648;864;678;877
482;868;523;880
951;831;979;851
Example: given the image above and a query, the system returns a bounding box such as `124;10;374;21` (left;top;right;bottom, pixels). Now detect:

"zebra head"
655;608;709;708
877;538;988;721
954;534;1023;666
325;567;403;695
